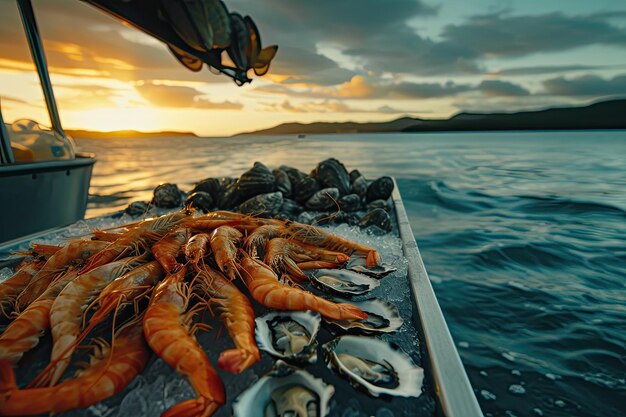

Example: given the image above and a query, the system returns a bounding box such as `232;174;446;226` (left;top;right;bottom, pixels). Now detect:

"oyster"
359;208;392;232
323;336;423;398
305;188;340;211
233;360;334;417
309;269;379;296
310;158;351;196
324;298;403;335
366;176;394;203
238;191;283;215
272;168;292;197
236;161;276;201
255;311;321;364
152;183;183;208
184;191;214;213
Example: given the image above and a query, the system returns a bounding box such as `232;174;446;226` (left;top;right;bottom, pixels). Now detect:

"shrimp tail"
162;398;220;417
217;349;258;374
367;250;381;266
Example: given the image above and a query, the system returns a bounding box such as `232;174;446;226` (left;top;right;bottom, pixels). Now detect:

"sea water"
65;130;626;417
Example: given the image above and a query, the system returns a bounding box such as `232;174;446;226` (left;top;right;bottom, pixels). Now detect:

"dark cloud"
478;80;529;97
542;74;626;96
442;11;626;58
135;82;243;109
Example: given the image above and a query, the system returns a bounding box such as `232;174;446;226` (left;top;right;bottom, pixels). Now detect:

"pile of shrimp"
0;209;381;417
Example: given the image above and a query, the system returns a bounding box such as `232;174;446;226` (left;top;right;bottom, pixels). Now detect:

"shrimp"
90;230;125;242
152;227;191;273
278;221;381;266
190;211;279;232
0;268;78;365
238;253;367;321
80;209;192;274
264;238;350;282
210;226;243;280
144;267;225;417
16;240;110;311
243;224;280;258
185;233;211;267
31;256;145;387
0;318;149;416
196;266;259;374
0;258;46;318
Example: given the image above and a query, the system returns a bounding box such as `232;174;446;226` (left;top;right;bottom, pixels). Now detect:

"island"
66;129;198;139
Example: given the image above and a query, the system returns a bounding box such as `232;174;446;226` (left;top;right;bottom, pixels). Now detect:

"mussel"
238;191;283;215
323;336;423;398
324;298;403;335
366;176;394;203
255;311;321;364
305;188;340;211
308;269;379;296
236;161;276;201
310;158;351;196
152;183;183;208
233;360;334;417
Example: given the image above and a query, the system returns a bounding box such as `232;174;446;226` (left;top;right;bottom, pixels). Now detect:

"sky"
0;0;625;136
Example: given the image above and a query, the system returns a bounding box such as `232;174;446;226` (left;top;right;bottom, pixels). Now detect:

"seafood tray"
0;180;482;417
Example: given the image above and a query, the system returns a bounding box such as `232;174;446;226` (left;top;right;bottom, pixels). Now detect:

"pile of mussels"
126;159;395;232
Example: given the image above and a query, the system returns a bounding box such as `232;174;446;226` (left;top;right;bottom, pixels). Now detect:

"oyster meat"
255;311;321;364
309;269;379;296
323;336;423;398
233;360;334;417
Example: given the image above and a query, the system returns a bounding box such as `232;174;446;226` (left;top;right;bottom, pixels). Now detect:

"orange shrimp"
264;238;350;282
16;240;110;311
28;243;63;258
238;253;367;321
185;233;211;266
210;226;243;280
278;221;381;266
152;227;191;273
0;258;46;318
0;318;149;416
243;224;280;258
90;230;125;242
190;211;279;232
80;209;192;274
144;267;225;417
0;268;78;365
32;256;145;387
196;266;259;374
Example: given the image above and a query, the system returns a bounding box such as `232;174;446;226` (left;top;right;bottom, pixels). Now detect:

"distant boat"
297;134;306;139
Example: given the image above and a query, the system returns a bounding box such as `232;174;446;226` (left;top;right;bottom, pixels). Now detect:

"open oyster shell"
308;269;380;296
255;311;321;364
323;336;423;398
324;298;403;335
233;360;334;417
347;257;397;278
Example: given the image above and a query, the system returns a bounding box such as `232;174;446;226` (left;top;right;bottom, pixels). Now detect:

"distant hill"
66;129;198;139
238;99;626;136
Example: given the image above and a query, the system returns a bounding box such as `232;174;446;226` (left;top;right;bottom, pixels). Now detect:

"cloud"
135;82;243;109
478;80;530;97
261;99;422;114
542;74;626;96
490;65;621;76
441;11;626;58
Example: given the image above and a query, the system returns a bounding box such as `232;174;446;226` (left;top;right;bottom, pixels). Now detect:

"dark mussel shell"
216;180;241;209
366;176;394;203
366;199;392;212
306;188;340;211
236;161;276;201
292;176;321;204
272;168;292;198
349;169;362;184
125;201;149;216
352;176;368;197
190;177;222;199
279;165;307;184
310;158;351;196
338;194;362;212
280;198;303;217
359;208;392;232
184;191;214;213
239;191;283;215
152;183;183;208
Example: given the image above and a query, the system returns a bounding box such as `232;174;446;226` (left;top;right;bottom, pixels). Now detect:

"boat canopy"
81;0;278;85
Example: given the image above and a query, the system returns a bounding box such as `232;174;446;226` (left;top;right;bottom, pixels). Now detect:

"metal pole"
0;100;15;164
16;0;66;136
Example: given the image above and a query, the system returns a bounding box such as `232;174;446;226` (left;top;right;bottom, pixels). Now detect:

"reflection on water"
77;131;626;417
